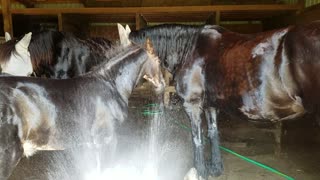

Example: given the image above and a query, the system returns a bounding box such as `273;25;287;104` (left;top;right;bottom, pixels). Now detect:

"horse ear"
16;32;32;50
125;24;131;33
117;23;131;46
5;32;12;42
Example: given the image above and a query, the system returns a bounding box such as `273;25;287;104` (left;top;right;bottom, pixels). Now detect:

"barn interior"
1;0;320;180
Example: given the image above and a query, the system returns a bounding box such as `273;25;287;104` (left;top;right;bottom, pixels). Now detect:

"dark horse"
0;30;112;78
0;42;165;180
127;21;320;179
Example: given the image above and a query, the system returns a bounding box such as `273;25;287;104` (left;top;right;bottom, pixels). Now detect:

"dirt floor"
8;91;320;180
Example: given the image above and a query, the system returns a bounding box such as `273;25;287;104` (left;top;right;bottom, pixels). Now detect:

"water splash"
84;165;157;180
83;102;165;180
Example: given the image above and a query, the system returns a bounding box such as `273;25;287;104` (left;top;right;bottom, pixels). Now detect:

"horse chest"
176;59;205;103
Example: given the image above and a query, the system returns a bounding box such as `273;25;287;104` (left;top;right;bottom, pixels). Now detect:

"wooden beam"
11;5;301;15
16;0;35;8
2;0;13;36
135;13;147;30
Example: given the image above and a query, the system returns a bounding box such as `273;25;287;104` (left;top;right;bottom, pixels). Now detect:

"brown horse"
125;21;320;179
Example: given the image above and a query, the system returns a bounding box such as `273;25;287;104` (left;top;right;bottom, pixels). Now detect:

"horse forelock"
129;24;203;73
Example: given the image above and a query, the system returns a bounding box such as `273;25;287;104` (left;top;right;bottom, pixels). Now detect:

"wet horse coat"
128;21;320;178
0;43;165;180
0;30;112;78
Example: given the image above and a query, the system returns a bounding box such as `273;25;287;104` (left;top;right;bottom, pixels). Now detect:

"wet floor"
8;92;320;180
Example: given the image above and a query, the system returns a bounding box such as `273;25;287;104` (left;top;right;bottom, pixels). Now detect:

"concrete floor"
8;95;320;180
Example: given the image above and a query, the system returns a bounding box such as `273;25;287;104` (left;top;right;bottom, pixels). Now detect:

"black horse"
126;21;320;179
0;30;112;78
0;41;165;180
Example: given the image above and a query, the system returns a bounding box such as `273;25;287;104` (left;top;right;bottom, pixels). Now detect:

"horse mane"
28;30;66;71
84;37;112;52
129;24;203;66
88;43;143;78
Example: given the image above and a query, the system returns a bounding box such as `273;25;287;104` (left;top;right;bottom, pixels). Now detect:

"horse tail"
282;21;320;111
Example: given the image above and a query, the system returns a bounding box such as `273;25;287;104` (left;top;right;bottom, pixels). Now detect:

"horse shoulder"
176;58;205;104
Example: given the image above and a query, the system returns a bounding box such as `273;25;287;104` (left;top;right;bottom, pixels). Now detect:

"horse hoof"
207;161;224;177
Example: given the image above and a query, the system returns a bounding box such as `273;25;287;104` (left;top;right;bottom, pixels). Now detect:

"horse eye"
57;70;65;78
163;61;169;68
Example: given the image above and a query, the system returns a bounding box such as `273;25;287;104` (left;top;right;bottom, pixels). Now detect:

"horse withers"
124;21;320;179
0;40;165;180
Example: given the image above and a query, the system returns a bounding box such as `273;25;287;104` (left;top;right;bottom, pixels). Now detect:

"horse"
0;30;112;78
122;21;320;179
0;40;165;180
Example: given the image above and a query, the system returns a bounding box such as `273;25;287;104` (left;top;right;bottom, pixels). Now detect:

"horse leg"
0;124;23;180
204;107;223;177
183;100;206;179
92;118;118;170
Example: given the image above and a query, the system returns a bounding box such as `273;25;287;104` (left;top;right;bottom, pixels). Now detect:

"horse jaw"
143;74;166;94
5;32;11;42
2;33;33;76
117;23;131;46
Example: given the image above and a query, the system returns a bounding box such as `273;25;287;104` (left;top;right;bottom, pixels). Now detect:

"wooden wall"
263;3;320;30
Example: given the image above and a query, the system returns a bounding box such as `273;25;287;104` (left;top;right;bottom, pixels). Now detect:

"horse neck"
73;38;113;75
161;30;201;74
83;45;112;72
130;25;201;74
96;47;148;103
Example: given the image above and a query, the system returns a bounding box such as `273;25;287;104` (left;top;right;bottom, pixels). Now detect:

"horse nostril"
57;70;66;79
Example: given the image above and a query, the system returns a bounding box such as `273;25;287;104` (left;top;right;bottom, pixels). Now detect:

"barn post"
2;0;13;36
215;11;221;25
135;13;147;30
58;13;63;31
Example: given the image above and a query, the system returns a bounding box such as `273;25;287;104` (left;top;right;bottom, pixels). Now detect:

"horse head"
118;23;165;94
0;32;33;76
143;38;166;94
120;24;200;75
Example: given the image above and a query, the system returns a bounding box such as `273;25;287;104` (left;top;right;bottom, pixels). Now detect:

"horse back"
200;28;280;104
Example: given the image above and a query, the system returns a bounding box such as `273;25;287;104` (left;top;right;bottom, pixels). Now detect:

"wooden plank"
11;5;301;15
16;0;35;8
2;0;13;36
